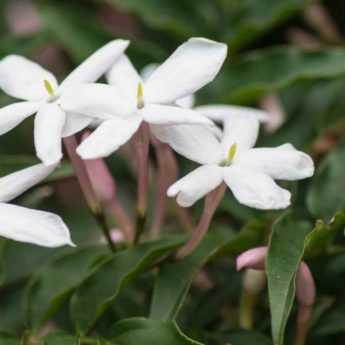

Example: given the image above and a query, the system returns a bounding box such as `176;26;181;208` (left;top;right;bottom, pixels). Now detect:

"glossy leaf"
71;237;185;333
111;318;203;345
150;222;265;321
307;140;345;220
27;246;108;329
217;48;345;104
266;213;312;345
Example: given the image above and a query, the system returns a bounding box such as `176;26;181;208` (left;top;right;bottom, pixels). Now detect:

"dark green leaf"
27;246;107;329
71;237;185;333
150;222;265;321
307;140;345;220
217;48;345;104
111;318;203;345
266;212;312;345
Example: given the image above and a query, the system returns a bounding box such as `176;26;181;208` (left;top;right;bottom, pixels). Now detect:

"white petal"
0;101;40;135
62;112;93;138
167;165;223;207
0;203;74;247
144;38;227;104
61;39;129;89
77;116;142;159
59;83;134;119
141;104;214;126
176;94;195;109
235;146;315;181
223;167;291;210
221;114;260;156
106;55;141;106
140;63;159;81
34;103;66;165
151;124;222;165
0;55;57;101
0;163;57;203
195;104;269;123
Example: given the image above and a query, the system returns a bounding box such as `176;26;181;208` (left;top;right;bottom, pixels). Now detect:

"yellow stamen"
137;82;144;109
44;79;54;96
227;143;237;163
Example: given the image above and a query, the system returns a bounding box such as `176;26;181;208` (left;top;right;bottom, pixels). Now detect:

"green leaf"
27;246;107;329
220;330;272;345
111;318;203;345
307;140;345;220
71;237;185;333
0;155;73;181
0;335;20;345
216;48;345;104
41;332;78;345
266;212;312;345
150;222;265;321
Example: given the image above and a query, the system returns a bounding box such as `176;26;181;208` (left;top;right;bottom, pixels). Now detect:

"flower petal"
176;94;195;109
223;167;291;210
141;104;214;126
0;101;40;135
34;103;66;165
0;203;74;247
150;124;222;165
235;145;315;180
0;55;57;101
167;165;223;207
77;116;142;159
62;112;93;138
61;39;129;88
106;55;141;106
221;114;260;155
144;38;227;104
0;163;57;203
59;83;134;119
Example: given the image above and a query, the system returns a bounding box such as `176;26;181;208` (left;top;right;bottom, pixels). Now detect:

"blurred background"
1;1;345;344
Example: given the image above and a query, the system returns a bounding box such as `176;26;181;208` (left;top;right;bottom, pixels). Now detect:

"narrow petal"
150;124;223;165
223;167;291;210
61;39;129;88
235;145;315;181
77;116;142;159
141;104;214;126
221;114;260;155
62;112;93;138
195;104;269;123
0;163;57;203
59;83;134;119
34;103;66;165
167;165;223;207
0;55;57;101
0;203;74;247
145;38;227;104
0;101;40;135
106;55;141;105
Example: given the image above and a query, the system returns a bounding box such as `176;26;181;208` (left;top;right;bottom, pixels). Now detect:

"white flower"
0;163;74;247
60;37;228;159
0;39;129;165
167;114;314;210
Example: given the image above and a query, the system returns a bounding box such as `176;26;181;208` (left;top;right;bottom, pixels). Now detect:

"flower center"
220;143;237;167
43;79;59;102
136;82;144;109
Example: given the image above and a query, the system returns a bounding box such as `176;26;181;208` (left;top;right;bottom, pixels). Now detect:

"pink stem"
177;183;226;259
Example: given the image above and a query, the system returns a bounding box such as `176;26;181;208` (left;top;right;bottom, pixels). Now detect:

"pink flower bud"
296;262;316;307
236;247;267;271
82;132;116;205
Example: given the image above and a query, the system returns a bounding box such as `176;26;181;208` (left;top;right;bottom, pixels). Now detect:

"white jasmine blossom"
0;163;74;247
60;37;227;159
167;115;314;210
0;39;129;165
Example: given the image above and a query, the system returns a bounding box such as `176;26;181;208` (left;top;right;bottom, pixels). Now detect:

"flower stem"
133;123;150;243
63;136;115;252
176;183;226;259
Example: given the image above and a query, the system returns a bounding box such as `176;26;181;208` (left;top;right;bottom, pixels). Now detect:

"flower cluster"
0;37;314;248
